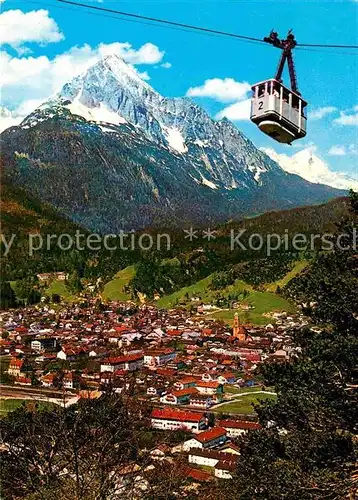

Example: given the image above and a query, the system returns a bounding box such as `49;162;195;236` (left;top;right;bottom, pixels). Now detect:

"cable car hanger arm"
264;30;300;94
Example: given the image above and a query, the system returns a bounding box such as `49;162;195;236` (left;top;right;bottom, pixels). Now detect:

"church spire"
233;312;248;341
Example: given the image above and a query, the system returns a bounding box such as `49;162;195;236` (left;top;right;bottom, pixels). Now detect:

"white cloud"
0;106;22;132
136;70;151;81
328;145;346;156
0;9;64;50
125;42;164;64
308;106;337;120
0;102;46;132
262;146;358;191
334;105;358;126
161;62;172;69
1;41;166;113
186;77;251;121
291;140;315;149
97;41;164;65
0;51;51;87
187;78;251;103
328;145;358;157
216;98;251;121
16;99;47;116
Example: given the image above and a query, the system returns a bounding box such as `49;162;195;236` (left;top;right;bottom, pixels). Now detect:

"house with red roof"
182;466;213;482
15;376;32;386
189;394;213;409
214;459;237;479
166;329;182;337
0;339;12;354
156;367;177;378
41;372;56;387
57;346;89;362
183;427;227;451
100;352;144;373
63;372;74;390
150;407;206;433
143;348;176;367
196;381;223;395
160;387;198;405
8;357;23;377
174;376;197;390
219;419;261;438
188;448;235;468
107;331;125;344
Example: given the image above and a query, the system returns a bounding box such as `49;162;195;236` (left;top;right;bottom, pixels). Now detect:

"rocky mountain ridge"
0;55;346;232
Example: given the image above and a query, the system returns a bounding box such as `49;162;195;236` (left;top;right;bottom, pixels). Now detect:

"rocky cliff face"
0;55;345;232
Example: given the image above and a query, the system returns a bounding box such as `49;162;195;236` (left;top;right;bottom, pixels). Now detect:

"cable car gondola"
250;31;307;144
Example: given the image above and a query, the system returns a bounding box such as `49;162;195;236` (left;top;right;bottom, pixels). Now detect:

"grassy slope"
156;275;213;308
265;260;309;292
0;399;29;415
0;399;55;415
214;393;276;415
157;270;296;325
206;291;295;326
224;386;266;395
101;265;135;301
45;280;74;301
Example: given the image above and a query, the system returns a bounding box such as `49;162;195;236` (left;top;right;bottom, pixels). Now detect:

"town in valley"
0;287;309;486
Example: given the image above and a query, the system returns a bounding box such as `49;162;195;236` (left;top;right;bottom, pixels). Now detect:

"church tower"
233;313;248;342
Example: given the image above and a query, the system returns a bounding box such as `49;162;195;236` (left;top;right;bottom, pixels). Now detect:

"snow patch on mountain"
248;164;267;184
262;147;358;191
162;126;187;154
200;174;218;190
65;100;127;125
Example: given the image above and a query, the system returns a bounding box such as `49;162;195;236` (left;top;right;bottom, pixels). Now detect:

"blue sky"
1;0;357;181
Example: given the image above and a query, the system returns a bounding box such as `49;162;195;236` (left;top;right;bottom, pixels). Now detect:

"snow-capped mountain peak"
1;54;346;232
102;54;152;85
262;147;358;191
30;55;281;182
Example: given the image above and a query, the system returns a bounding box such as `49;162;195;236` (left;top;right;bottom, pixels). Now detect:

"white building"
183;427;227;451
214;460;236;480
151;408;206;433
63;373;74;390
100;352;144;373
31;340;42;353
188;449;234;468
196;381;224;396
219;420;261;438
143;348;176;367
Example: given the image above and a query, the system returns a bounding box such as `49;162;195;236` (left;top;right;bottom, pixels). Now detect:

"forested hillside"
1;168;352;312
